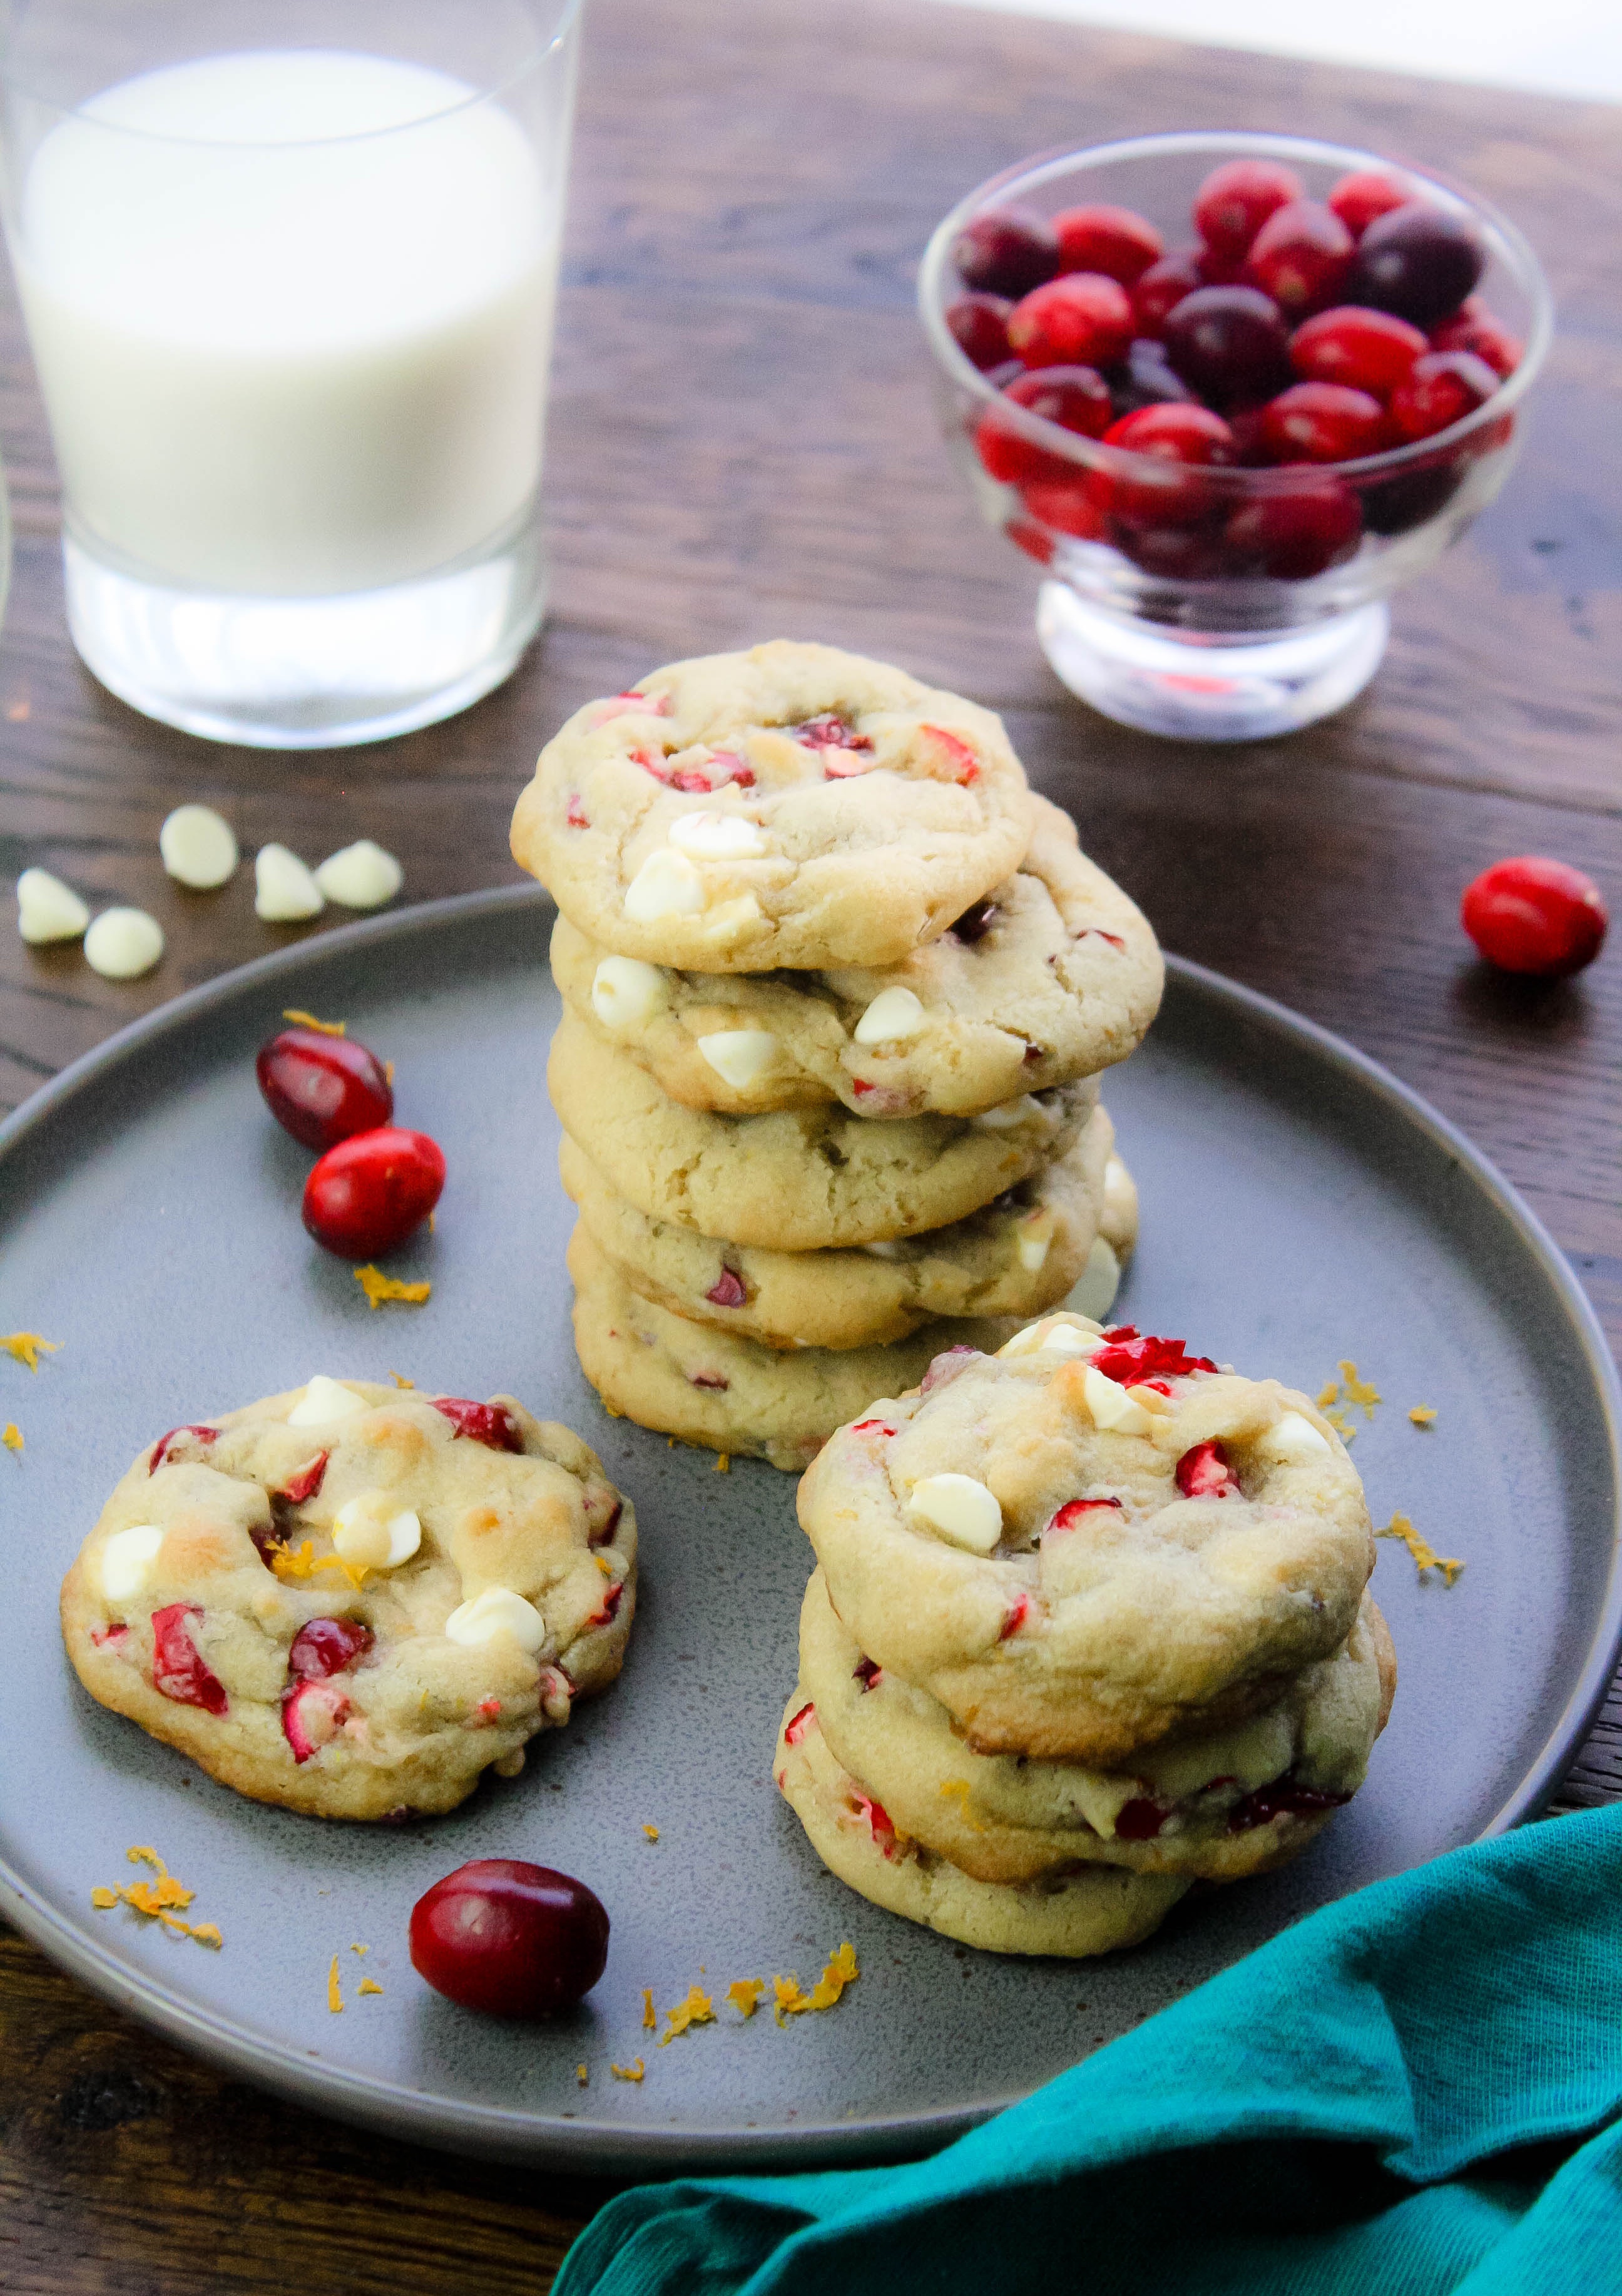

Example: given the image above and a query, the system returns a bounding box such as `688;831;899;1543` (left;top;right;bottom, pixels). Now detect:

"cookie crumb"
1;1332;60;1372
358;1979;383;1996
1378;1510;1464;1587
327;1955;344;2013
658;1986;715;2045
727;1978;765;2019
3;1423;20;1453
282;1008;345;1037
642;1823;660;1842
354;1264;431;1311
611;2058;645;2083
1409;1405;1437;1426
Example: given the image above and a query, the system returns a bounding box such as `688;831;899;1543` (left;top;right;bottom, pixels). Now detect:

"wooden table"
2;0;1618;2285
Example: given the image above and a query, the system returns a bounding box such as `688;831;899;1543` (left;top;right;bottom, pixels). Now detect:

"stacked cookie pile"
776;1313;1397;1957
511;641;1162;1470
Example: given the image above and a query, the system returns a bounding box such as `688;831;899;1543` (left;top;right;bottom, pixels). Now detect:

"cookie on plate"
797;1314;1374;1765
61;1380;635;1819
549;1012;1097;1251
511;640;1034;971
551;795;1162;1119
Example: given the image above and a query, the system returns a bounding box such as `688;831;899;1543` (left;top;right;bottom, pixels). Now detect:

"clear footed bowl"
918;131;1552;742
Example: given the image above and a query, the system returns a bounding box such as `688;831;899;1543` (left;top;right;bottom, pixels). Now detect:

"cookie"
775;1688;1190;1957
549;1012;1096;1251
561;1108;1118;1352
797;1314;1375;1765
798;1567;1394;1885
511;640;1034;971
568;1226;1018;1470
550;795;1161;1119
61;1380;636;1820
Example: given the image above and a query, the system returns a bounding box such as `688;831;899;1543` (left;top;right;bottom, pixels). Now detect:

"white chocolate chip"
1265;1410;1334;1460
98;1524;164;1601
288;1376;368;1428
1066;1238;1122;1323
862;1239;905;1261
972;1094;1048;1132
701;892;764;943
696;1029;780;1090
666;811;767;861
1083;1363;1152;1434
624;848;703;921
1126;1382;1173;1415
444;1586;546;1652
591;955;667;1032
314;839;403;910
999;1317;1097;1360
332;1490;422;1570
854;987;927;1046
84;907;164;980
254;843;324;922
16;866;90;943
907;1473;1002;1553
1016;1211;1054;1273
159;804;238;889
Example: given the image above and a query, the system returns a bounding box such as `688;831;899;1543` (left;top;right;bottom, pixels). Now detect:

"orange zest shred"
1339;1360;1382;1418
3;1423;20;1454
774;1944;860;2022
938;1779;986;1832
727;1978;765;2020
358;1978;384;1996
389;1371;416;1389
772;1974;809;2023
328;1954;344;2013
658;1986;715;2046
90;1887;118;1909
269;1537;369;1592
641;1988;656;2031
2;1332;60;1372
594;1554;615;1577
611;2058;646;2083
384;1060;395;1086
1378;1512;1464;1587
91;1847;221;1945
576;2062;589;2084
283;1008;345;1037
354;1264;431;1311
715;1453;730;1473
350;1942;368;1955
1409;1405;1438;1426
642;1824;660;1842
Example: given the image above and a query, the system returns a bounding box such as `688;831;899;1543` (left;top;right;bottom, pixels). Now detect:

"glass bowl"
918;131;1552;741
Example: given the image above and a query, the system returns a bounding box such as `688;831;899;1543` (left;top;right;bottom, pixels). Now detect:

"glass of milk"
0;0;580;747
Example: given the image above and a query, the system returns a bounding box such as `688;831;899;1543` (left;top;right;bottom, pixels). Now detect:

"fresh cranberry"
1348;202;1484;327
1195;243;1249;286
921;1344;982;1395
1131;249;1205;339
1429;299;1521;379
850;1419;897;1437
1243;200;1353;319
431;1397;524;1452
705;1267;748;1308
409;1860;610;2020
1108;337;1198;418
1160;286;1292;407
1114;1796;1168;1840
1230;1778;1352;1830
1327;170;1411;239
1387;349;1500;443
1192;158;1305;260
949;898;999;943
149;1423;218;1473
1007;273;1133;371
793;714;872;753
920;725;979;785
276;1450;329;1505
854;1793;897;1857
1290;305;1427;397
975;366;1113;484
288;1616;374;1681
1047;1496;1124;1535
302;1125;444;1258
1089;1327;1218;1384
1175;1438;1239;1499
589;1580;625;1627
1106;522;1225;582
853;1655;884;1689
256;1028;394;1154
952;206;1060;299
584;1489;623;1545
1260;382;1387;463
1005;515;1056;565
999;1592;1033;1639
1359;459;1464;536
1461;858;1608;978
150;1603;228;1715
283;1678;350;1763
690;1370;728;1391
1223;473;1362;579
1053;202;1162;285
1091;404;1236;527
1021;474;1109;540
1223;405;1275;466
784;1700;816;1745
945;292;1014;371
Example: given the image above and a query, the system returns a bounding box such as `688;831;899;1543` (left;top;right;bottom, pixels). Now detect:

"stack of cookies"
778;1313;1397;1957
510;642;1162;1470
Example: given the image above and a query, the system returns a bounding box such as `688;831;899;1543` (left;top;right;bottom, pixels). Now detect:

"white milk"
12;51;556;596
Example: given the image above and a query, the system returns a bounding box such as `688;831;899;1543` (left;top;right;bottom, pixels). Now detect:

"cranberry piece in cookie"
151;1603;229;1715
430;1396;525;1452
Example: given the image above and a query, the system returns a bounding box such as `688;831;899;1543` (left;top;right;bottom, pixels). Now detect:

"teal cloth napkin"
555;1803;1622;2295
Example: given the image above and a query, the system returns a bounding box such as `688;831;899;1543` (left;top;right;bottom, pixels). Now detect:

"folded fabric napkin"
556;1803;1622;2296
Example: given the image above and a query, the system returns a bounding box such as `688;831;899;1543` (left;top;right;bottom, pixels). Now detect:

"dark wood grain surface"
2;0;1619;2285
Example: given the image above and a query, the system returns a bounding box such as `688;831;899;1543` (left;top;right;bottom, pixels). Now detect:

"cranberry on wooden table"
975;364;1113;483
945;292;1013;371
1130;248;1204;339
257;1027;394;1152
302;1125;445;1258
1192;157;1304;259
1160;285;1292;407
1053;201;1161;284
1243;199;1353;319
1461;858;1608;978
1007;271;1133;370
410;1860;610;2019
1347;202;1484;326
952;205;1059;298
1327;170;1411;238
1290;305;1427;397
1260;381;1386;463
1387;349;1501;442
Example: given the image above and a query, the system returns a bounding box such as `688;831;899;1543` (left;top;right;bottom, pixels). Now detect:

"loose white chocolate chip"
332;1491;421;1570
16;866;90;943
908;1473;1002;1554
1082;1363;1152;1434
972;1094;1047;1132
254;843;324;922
1016;1211;1055;1273
696;1029;780;1090
288;1376;368;1428
591;955;666;1032
667;811;767;861
854;987;927;1046
84;907;164;980
444;1586;546;1652
999;1317;1096;1360
314;839;403;910
625;848;703;921
99;1524;165;1601
160;804;238;889
1066;1238;1122;1323
1266;1410;1334;1460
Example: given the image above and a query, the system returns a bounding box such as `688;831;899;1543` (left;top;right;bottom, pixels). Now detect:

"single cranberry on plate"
1461;857;1607;978
1387;349;1500;442
1260;381;1387;463
1244;200;1354;319
951;205;1059;299
410;1860;610;2019
1007;272;1134;371
945;292;1014;371
256;1027;394;1153
1430;299;1522;379
1053;202;1162;285
974;364;1114;484
1160;285;1293;407
1290;305;1427;397
1222;472;1363;580
1130;248;1205;339
1326;170;1412;239
302;1125;445;1258
1347;202;1484;327
1090;402;1237;528
1192;157;1305;260
1107;337;1198;417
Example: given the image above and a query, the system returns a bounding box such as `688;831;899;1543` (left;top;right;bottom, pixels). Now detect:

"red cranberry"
1327;170;1410;239
150;1603;229;1715
1089;1327;1216;1383
1359;459;1464;536
256;1028;394;1155
1006;515;1056;565
952;206;1060;299
1223;404;1275;466
1175;1438;1239;1499
705;1266;748;1308
1230;1777;1352;1830
1130;249;1204;339
1020;476;1108;540
783;1700;816;1745
1430;300;1522;379
1260;382;1386;463
1195;243;1248;286
975;365;1114;484
1244;200;1353;319
1461;858;1607;978
1093;403;1236;527
1347;202;1484;327
1223;473;1362;580
288;1616;374;1681
283;1678;350;1763
302;1126;444;1259
1387;349;1499;443
275;1449;329;1505
945;292;1014;371
1007;273;1133;371
1290;305;1427;397
409;1860;610;2020
1160;285;1292;407
1107;521;1225;582
1114;1796;1168;1840
1053;202;1162;285
949;898;999;943
1192;158;1305;260
149;1423;218;1473
431;1397;524;1452
1108;337;1198;417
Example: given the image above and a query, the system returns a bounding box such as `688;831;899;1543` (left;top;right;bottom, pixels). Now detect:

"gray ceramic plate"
1;887;1618;2173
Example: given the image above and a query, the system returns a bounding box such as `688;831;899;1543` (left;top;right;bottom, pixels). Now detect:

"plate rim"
2;883;1618;2171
